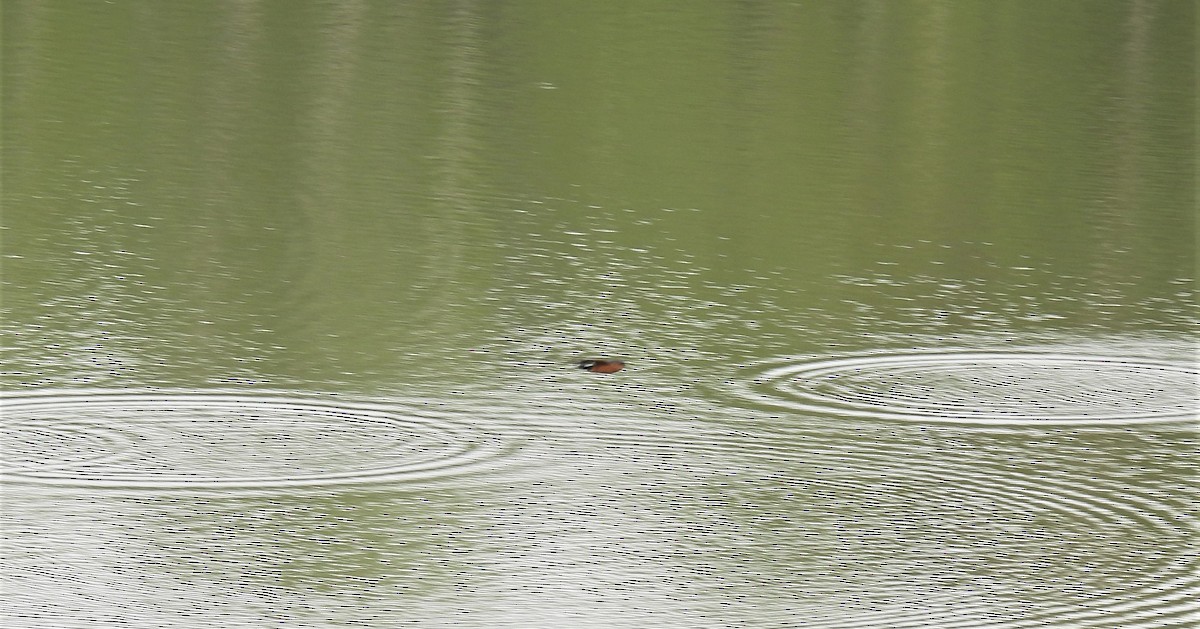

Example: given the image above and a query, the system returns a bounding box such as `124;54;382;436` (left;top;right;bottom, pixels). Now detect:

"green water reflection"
5;1;1192;389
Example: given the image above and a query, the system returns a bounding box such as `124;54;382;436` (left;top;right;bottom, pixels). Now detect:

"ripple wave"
0;390;513;489
731;350;1199;425
656;415;1198;628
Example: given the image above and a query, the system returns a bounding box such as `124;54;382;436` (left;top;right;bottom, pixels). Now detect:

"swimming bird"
578;359;626;373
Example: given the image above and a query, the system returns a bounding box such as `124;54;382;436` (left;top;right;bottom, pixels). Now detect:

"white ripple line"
734;352;1198;425
0;391;513;489
559;419;1196;628
627;418;1194;628
815;447;1196;627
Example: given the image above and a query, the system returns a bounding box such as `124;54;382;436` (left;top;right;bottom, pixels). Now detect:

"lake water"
3;2;1197;628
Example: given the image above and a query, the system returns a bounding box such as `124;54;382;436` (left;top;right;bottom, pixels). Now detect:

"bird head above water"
578;359;626;373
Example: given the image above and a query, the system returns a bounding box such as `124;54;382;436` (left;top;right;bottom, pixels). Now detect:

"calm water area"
2;2;1197;628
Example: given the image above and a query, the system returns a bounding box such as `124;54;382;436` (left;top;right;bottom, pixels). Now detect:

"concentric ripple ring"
0;390;511;489
734;351;1198;425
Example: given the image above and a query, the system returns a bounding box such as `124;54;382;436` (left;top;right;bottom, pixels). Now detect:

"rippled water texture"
4;343;1198;627
2;391;513;489
736;350;1198;425
4;1;1197;628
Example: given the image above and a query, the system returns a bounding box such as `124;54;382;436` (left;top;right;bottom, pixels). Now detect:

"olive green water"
3;2;1196;628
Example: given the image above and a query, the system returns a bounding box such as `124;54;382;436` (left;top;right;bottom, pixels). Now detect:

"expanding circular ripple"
733;351;1199;425
0;390;512;489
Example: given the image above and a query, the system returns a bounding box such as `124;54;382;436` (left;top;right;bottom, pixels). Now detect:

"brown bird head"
578;359;626;373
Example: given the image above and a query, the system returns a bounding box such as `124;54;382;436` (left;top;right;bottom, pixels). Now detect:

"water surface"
3;2;1196;628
